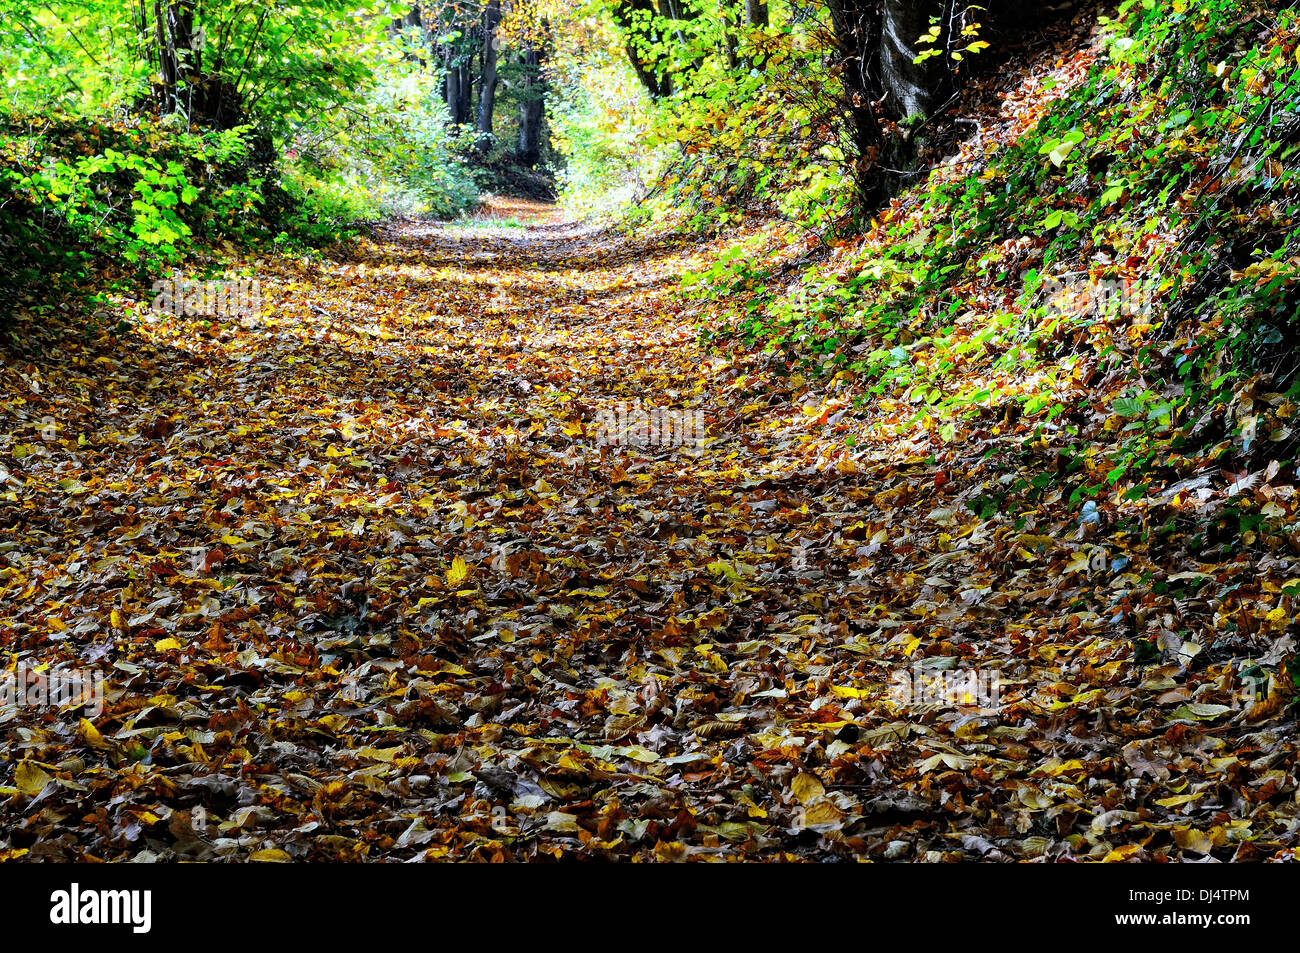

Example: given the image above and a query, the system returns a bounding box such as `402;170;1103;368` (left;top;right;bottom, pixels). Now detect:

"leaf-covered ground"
1;193;1298;862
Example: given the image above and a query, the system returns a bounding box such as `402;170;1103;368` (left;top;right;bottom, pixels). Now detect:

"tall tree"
825;0;965;210
475;0;501;151
516;33;548;165
439;2;476;126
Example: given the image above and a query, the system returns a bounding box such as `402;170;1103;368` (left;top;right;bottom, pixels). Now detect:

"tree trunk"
745;0;768;69
824;0;887;211
445;55;463;123
517;39;547;166
880;0;950;119
153;0;198;115
658;0;693;49
660;0;702;71
442;34;472;125
149;0;246;129
475;0;501;152
458;57;473;125
825;0;957;215
137;0;156;72
721;0;739;69
437;2;475;127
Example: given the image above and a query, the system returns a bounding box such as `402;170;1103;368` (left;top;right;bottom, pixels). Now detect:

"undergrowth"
689;0;1300;504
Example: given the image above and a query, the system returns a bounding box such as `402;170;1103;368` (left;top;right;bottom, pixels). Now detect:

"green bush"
0;111;278;317
285;71;480;226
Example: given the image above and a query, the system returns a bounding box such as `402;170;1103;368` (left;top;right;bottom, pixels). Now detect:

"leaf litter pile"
2;196;1299;862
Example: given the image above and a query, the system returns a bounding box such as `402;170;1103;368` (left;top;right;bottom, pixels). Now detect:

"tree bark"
824;0;887;211
153;0;198;115
517;39;547;165
475;0;501;152
824;0;961;215
721;0;739;69
880;0;951;119
445;55;464;123
744;0;768;69
436;2;475;127
149;0;248;129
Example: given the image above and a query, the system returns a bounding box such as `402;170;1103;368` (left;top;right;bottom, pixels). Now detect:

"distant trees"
391;1;553;167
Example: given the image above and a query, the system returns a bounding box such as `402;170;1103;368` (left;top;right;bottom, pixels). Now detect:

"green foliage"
630;5;857;231
0;111;264;282
0;0;486;314
693;0;1300;490
286;68;480;225
0;0;384;134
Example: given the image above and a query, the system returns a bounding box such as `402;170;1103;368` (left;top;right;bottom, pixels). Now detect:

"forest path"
3;202;1290;861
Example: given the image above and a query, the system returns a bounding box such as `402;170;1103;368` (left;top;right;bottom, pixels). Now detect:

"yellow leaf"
1044;758;1086;776
791;772;825;804
618;745;660;763
79;718;106;747
1063;550;1092;574
249;848;293;862
1154;793;1203;808
153;637;182;652
14;761;50;797
799;800;844;826
1172;827;1217;853
446;556;470;587
707;558;742;581
1102;844;1143;862
355;746;403;763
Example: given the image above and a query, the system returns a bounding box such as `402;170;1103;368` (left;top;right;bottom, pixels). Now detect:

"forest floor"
1;196;1298;862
